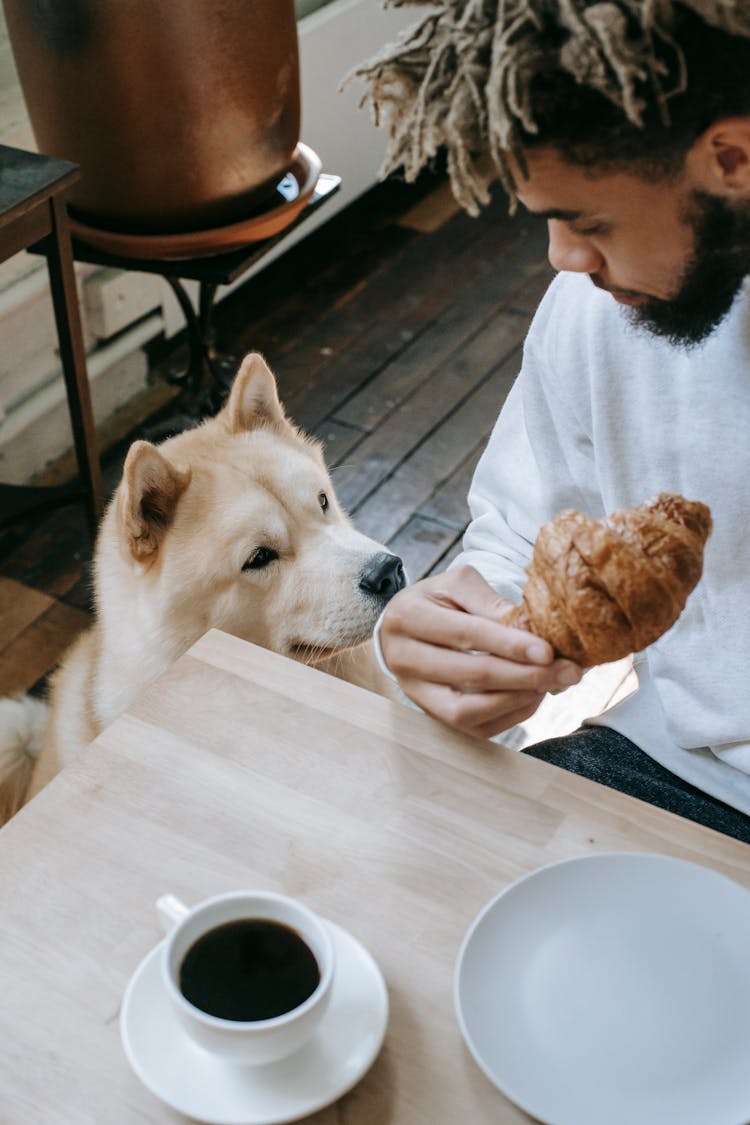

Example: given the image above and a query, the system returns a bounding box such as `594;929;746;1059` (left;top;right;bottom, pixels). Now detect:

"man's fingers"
388;638;580;695
427;564;551;645
379;570;582;742
402;679;544;736
427;564;513;619
471;699;545;740
386;596;556;667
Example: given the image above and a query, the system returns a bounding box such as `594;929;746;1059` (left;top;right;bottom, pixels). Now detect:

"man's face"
515;147;750;347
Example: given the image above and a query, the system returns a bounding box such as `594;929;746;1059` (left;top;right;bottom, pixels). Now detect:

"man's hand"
379;565;582;739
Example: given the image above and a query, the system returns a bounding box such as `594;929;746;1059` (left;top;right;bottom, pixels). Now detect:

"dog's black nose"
359;552;406;600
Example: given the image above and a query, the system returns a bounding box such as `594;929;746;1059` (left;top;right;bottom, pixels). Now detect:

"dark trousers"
523;726;750;845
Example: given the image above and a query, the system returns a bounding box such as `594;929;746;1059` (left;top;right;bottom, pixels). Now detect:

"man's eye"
318;491;329;512
242;547;279;571
574;222;609;237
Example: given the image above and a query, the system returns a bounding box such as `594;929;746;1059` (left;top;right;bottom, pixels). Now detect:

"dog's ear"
220;352;287;433
118;441;192;562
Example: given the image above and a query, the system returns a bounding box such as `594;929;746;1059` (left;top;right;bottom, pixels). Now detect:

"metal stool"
48;172;341;440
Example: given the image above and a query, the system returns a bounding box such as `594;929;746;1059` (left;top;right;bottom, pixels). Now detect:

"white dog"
0;353;404;822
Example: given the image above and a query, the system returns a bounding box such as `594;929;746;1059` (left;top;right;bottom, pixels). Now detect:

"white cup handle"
156;893;189;934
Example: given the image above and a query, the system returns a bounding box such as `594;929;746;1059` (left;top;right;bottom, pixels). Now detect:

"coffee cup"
156;890;335;1065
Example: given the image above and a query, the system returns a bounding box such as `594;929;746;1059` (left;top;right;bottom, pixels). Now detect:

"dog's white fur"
0;354;400;822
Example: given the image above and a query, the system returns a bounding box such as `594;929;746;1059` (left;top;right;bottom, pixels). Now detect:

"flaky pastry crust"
504;493;712;667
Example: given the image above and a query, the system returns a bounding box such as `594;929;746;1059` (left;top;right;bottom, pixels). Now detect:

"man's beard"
609;192;749;348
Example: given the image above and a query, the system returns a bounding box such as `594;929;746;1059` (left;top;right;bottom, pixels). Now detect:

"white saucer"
455;852;750;1125
121;919;388;1124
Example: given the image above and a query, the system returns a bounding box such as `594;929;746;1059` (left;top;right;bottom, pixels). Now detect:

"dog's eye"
242;547;279;571
318;491;329;512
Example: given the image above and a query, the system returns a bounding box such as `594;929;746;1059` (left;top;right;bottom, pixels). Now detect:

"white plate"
454;852;750;1125
121;920;388;1125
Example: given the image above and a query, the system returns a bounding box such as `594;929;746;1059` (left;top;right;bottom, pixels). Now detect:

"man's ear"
118;441;191;562
688;117;750;195
219;352;287;434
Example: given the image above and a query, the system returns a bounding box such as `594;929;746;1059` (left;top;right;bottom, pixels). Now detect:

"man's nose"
547;220;604;274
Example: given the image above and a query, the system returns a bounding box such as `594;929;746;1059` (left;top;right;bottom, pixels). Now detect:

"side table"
0;145;104;538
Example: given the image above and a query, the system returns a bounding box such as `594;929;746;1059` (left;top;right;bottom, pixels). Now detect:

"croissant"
504;493;712;667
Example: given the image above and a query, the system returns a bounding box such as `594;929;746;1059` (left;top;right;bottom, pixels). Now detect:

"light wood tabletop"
1;628;748;1124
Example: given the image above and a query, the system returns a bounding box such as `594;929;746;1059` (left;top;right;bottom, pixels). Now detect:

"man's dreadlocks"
350;1;750;213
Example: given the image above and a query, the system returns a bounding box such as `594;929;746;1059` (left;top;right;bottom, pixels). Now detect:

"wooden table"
1;629;748;1124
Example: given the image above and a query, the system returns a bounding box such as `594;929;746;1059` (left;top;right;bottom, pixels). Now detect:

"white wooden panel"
0;264;95;416
0;319;158;483
85;268;162;341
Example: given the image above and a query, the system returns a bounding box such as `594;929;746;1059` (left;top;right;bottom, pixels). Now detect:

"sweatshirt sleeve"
454;278;603;603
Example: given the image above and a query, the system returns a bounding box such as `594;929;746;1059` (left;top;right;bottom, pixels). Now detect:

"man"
354;1;750;841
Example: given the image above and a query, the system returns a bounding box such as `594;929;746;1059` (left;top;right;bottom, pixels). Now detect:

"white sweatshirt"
457;271;750;817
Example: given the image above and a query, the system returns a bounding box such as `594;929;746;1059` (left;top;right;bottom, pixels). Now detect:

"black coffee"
179;918;321;1022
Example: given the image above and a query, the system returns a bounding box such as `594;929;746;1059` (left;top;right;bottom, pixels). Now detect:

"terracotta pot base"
68;144;321;260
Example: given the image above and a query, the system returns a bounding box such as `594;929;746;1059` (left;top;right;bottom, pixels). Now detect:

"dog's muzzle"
358;552;406;601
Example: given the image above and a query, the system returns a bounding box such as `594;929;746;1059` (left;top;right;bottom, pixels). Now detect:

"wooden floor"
0;173;633;731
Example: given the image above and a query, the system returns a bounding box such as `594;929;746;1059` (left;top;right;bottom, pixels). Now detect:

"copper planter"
3;0;301;234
